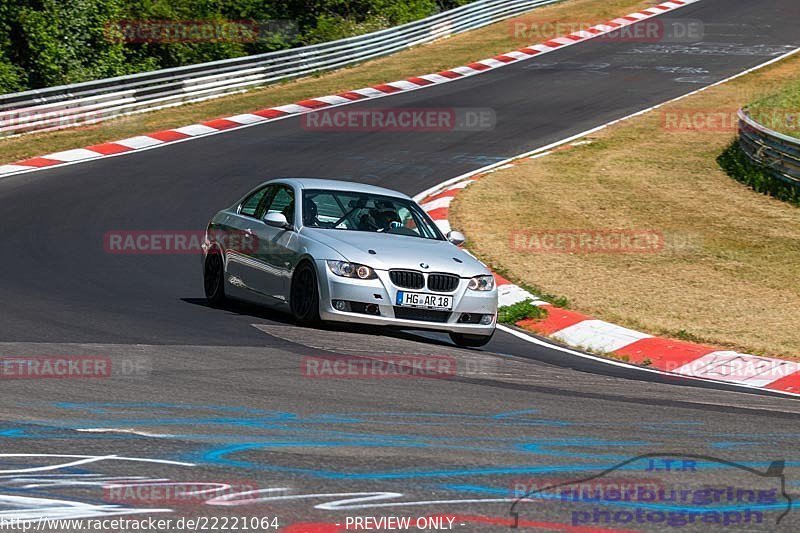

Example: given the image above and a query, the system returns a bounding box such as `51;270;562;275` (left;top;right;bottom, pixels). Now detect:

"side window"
265;186;295;224
239;186;271;218
312;192;345;220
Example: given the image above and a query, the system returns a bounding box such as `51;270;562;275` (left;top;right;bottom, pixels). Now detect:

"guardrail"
0;0;555;137
738;108;800;189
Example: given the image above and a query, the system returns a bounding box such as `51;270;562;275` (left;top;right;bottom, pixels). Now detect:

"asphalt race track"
1;0;800;530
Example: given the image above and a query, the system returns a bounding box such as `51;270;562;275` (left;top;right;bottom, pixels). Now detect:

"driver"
371;200;399;231
375;206;400;231
356;201;400;232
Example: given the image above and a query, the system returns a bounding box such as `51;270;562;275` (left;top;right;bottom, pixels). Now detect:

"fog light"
333;300;348;311
480;314;494;325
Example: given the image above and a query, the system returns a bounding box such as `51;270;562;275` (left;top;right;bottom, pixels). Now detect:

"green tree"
0;0;476;94
11;0;129;87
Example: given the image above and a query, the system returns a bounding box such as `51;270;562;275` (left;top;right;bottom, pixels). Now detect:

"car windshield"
302;189;444;240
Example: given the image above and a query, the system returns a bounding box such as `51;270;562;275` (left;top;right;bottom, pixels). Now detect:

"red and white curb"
416;155;800;398
0;0;702;178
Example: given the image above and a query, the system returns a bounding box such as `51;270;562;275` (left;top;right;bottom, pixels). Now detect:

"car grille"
389;270;424;289
393;307;451;323
427;273;459;292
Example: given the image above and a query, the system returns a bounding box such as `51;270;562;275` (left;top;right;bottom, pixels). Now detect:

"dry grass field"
452;53;800;359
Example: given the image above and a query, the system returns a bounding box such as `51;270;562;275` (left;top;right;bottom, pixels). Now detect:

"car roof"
268;178;411;200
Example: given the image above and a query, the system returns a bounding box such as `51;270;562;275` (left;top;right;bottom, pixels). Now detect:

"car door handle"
241;229;258;254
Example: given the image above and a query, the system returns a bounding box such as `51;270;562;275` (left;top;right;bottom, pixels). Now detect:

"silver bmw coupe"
202;178;497;347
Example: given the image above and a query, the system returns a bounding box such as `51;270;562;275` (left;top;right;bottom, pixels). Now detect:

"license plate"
396;291;453;311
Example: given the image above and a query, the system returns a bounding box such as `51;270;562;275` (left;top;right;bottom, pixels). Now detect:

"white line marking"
498;284;542;307
419;196;454;212
415;73;452;84
385;80;422;90
312;95;352;105
226;113;266;125
351;87;388;98
504;51;533;60
44;149;102;162
0;454;194;474
174;124;218;136
553;320;652;353
114;136;163;149
76;428;174;438
476;59;506;68
0;164;34;173
271;104;313;114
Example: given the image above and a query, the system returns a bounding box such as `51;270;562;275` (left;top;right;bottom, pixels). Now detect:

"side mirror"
447;230;466;246
264;212;290;229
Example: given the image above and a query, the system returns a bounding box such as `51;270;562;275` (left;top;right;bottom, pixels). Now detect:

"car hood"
302;228;489;277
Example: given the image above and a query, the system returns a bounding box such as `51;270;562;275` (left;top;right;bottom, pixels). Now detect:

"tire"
449;330;494;348
290;261;321;326
204;251;226;306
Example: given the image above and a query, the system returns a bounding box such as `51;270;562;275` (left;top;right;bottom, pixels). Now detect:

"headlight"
326;260;377;280
467;275;495;291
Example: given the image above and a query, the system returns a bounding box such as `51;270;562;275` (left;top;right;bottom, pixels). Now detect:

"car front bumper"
315;260;497;336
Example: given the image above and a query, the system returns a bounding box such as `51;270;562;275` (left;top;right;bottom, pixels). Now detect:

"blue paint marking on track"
191;441;800;480
492;409;539;419
5;402;796;485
